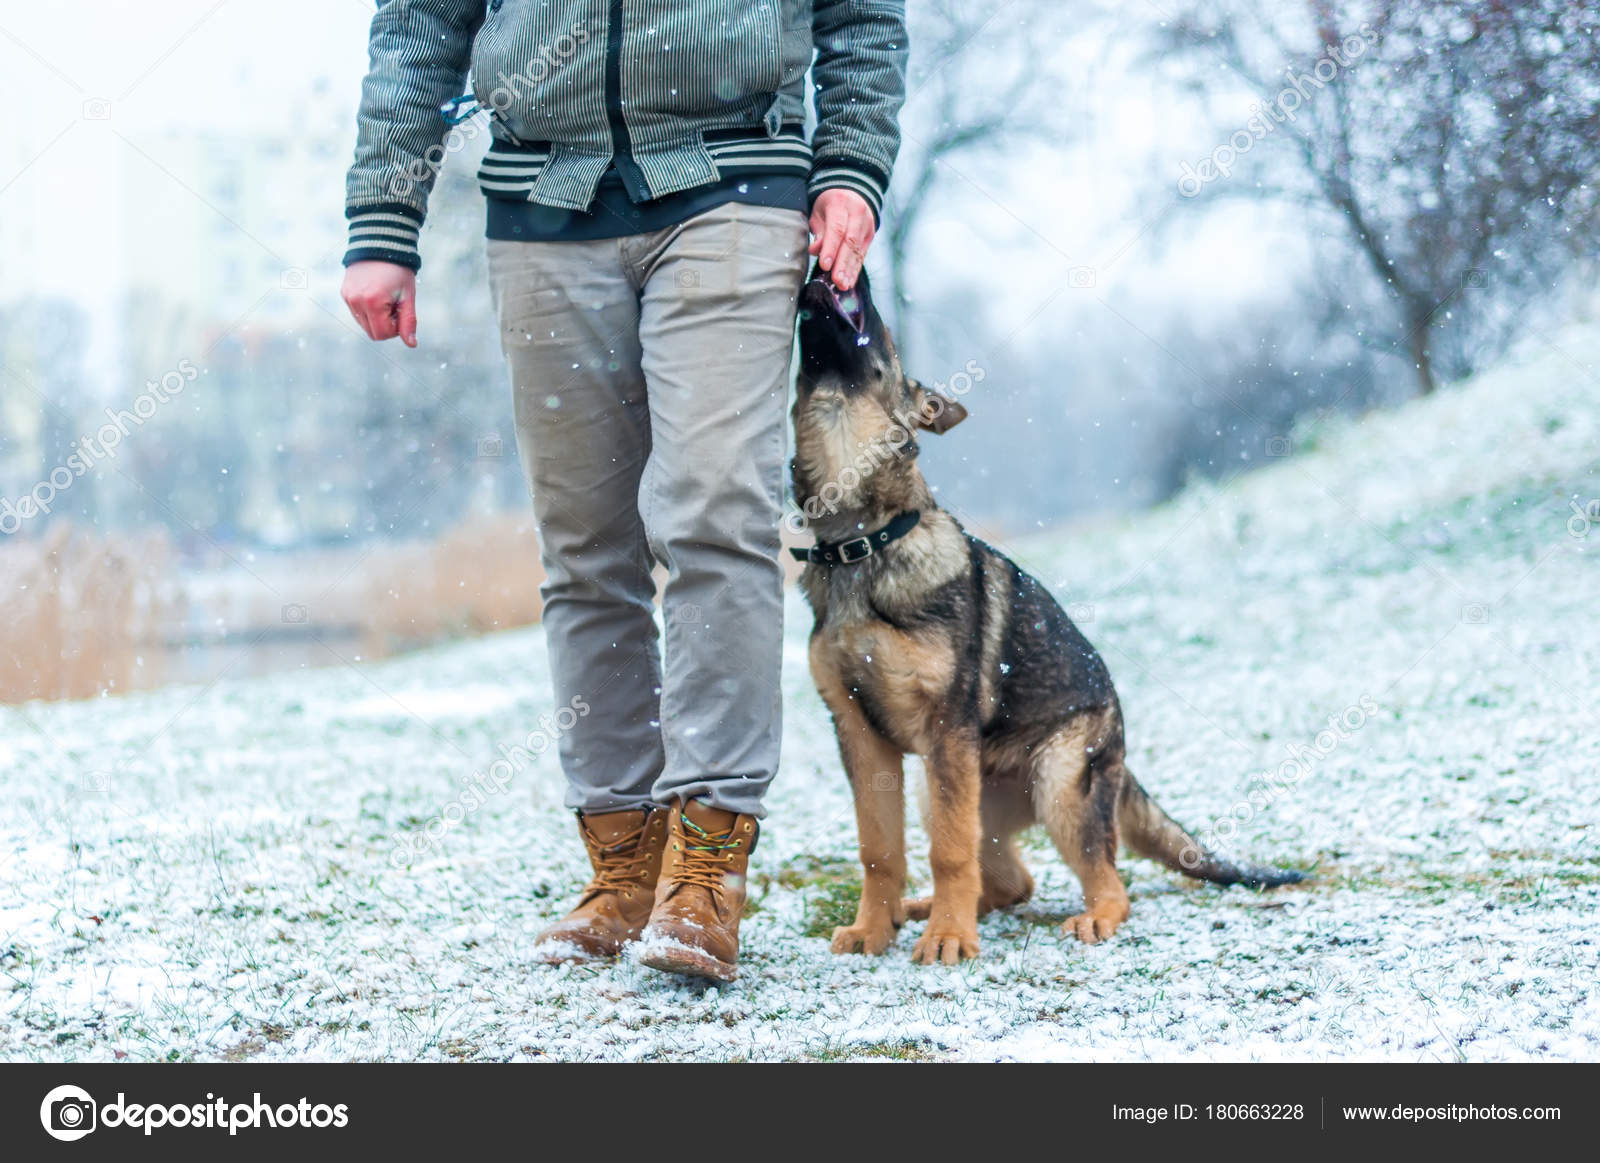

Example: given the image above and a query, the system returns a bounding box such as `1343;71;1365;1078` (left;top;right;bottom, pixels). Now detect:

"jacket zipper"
604;0;651;199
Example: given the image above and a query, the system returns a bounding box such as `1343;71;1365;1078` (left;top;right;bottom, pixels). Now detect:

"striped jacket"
345;0;908;269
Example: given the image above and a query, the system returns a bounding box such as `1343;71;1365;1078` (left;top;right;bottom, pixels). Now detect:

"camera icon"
80;770;112;794
1067;601;1095;623
281;603;309;625
477;435;504;459
1461;604;1489;624
1067;266;1097;289
868;771;898;791
280;268;308;291
40;1085;97;1141
82;98;112;121
1462;269;1488;290
1265;435;1292;457
675;268;701;290
669;603;702;625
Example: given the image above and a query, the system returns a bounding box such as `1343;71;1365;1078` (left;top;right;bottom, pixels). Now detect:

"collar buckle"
835;536;874;564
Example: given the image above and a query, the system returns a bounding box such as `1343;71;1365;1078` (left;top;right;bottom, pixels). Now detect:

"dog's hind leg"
1033;726;1131;944
978;779;1036;913
907;777;1034;919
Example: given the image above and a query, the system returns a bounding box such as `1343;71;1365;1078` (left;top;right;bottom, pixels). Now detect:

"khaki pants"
486;204;809;817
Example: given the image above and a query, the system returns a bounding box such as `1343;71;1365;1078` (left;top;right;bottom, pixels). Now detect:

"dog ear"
909;378;969;434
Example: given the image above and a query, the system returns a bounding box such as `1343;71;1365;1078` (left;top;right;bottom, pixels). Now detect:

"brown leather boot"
532;808;669;964
636;799;758;982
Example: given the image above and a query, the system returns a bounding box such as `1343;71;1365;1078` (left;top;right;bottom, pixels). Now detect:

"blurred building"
117;78;353;337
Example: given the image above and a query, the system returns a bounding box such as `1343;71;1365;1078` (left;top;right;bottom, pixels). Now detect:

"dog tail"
1115;770;1305;889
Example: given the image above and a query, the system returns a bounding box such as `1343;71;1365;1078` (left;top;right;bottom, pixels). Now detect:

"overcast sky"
1;1;367;133
0;2;1300;363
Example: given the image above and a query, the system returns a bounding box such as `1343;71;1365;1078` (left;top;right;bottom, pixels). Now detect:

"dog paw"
910;926;980;965
902;896;933;921
1061;911;1123;944
978;887;1033;915
830;922;896;956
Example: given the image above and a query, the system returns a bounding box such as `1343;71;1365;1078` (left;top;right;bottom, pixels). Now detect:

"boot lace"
583;822;653;899
670;814;744;895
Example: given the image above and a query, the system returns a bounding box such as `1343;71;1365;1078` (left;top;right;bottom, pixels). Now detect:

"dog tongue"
826;281;866;335
812;279;864;334
805;276;871;345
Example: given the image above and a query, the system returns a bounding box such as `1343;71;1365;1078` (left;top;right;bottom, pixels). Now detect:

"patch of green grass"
220;1038;265;1062
799;876;862;939
744;854;861;927
807;1040;931;1061
769;854;860;890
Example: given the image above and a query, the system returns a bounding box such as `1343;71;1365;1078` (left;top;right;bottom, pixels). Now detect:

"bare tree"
1161;0;1600;395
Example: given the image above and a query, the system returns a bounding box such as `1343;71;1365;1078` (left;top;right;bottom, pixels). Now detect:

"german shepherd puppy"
792;270;1302;964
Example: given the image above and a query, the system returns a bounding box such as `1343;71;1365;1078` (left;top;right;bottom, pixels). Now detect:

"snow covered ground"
4;326;1598;1062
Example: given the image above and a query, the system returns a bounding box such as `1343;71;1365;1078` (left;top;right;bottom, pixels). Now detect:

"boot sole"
636;940;738;983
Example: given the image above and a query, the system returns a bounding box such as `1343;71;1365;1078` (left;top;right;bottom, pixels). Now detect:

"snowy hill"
3;326;1598;1061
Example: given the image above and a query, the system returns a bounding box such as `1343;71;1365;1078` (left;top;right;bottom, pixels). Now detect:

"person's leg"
486;238;664;814
627;204;807;982
628;204;809;817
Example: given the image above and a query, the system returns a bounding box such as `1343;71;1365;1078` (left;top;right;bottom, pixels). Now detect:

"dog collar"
789;510;922;566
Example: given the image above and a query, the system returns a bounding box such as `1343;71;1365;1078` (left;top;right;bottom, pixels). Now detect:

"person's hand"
808;188;876;290
341;261;419;347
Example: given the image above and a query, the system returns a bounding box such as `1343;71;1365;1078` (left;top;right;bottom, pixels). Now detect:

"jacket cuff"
343;203;424;271
807;157;889;225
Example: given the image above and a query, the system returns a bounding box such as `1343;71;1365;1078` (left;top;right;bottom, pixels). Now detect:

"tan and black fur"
792;270;1303;964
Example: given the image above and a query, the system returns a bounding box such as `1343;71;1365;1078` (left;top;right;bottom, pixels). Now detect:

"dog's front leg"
828;708;907;956
912;730;982;965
